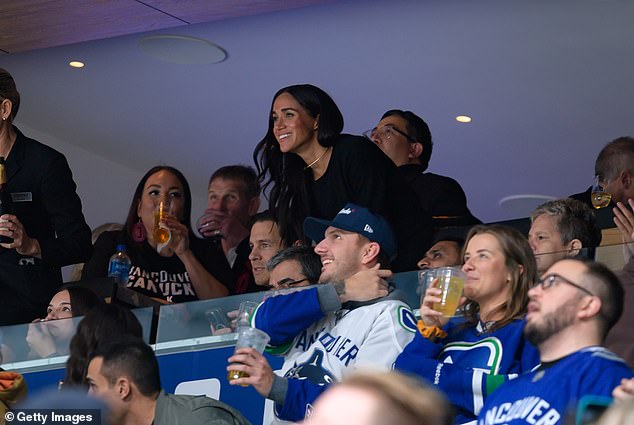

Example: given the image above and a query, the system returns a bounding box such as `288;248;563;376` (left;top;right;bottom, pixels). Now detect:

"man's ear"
361;242;381;265
408;142;423;160
622;170;633;190
117;377;132;400
567;239;582;257
248;196;261;216
0;99;13;121
577;295;602;321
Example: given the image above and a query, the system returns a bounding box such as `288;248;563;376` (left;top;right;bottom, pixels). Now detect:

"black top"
82;230;233;303
211;236;266;295
0;126;92;325
307;135;433;271
399;164;481;227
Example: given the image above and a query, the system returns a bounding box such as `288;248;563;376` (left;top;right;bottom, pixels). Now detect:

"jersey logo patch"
439;337;503;374
284;350;335;385
398;306;417;333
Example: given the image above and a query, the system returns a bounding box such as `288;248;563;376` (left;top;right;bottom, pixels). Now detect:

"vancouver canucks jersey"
395;317;539;425
252;286;417;422
477;346;634;425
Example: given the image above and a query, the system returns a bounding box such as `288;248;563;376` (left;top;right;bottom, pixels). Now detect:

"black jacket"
0;126;92;324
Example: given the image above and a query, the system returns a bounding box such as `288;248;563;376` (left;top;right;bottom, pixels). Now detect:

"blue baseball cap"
303;203;397;260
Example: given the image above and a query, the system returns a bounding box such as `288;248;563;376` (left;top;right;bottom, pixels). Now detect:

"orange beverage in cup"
228;327;270;386
432;267;466;317
153;201;171;244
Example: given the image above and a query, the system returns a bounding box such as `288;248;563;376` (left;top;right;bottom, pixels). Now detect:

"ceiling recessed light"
69;61;85;68
456;115;472;123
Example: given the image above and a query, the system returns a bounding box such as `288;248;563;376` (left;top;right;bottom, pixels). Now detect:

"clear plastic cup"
227;327;270;384
432;267;466;317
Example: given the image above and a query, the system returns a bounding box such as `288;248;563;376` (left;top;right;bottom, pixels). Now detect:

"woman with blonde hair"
395;224;540;425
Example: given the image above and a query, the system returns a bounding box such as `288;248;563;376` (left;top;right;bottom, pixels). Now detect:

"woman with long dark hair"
253;84;432;271
82;166;232;302
26;285;103;358
395;224;540;424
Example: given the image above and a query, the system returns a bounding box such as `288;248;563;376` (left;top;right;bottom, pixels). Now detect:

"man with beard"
226;204;416;423
477;258;633;425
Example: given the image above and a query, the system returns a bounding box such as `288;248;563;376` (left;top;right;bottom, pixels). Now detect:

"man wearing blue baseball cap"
227;203;417;423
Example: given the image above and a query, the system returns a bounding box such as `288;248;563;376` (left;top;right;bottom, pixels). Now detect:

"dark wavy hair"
63;303;143;389
123;165;195;247
253;84;344;246
0;68;20;121
59;285;104;317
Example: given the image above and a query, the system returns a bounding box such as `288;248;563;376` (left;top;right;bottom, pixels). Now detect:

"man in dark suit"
365;110;480;228
0;68;92;324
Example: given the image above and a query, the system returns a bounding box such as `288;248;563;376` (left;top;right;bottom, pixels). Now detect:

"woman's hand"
26;321;56;358
419;279;465;328
0;214;41;257
158;216;190;257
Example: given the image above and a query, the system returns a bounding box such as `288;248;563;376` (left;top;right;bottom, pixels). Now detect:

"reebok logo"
338;208;353;215
363;224;374;233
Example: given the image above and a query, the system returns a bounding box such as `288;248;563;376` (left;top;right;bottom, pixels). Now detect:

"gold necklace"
304;147;331;170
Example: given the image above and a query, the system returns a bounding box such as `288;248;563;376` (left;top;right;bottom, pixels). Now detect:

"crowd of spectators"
1;67;634;424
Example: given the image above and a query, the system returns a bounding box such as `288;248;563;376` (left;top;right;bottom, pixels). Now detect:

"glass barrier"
153;286;321;352
0;306;154;372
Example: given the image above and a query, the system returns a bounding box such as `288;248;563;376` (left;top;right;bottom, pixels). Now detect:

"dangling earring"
132;218;146;242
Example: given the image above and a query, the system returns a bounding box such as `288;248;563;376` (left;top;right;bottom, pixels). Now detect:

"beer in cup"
227;327;270;385
153;200;172;245
432;266;466;317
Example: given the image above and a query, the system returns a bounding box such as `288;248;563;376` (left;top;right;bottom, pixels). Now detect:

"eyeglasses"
532;273;594;296
274;277;308;289
363;125;416;144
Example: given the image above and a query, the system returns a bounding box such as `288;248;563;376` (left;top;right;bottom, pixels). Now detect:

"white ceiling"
1;0;633;222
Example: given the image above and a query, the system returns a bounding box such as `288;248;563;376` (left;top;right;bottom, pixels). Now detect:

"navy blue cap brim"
303;216;332;243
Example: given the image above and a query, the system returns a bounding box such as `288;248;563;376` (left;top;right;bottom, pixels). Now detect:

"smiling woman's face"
271;92;319;155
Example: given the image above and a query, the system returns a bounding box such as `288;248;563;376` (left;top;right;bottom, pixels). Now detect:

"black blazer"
0;126;92;324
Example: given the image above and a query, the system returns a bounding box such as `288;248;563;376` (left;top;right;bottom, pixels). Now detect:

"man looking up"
477;258;633;425
365;110;479;227
528;198;602;275
226;203;417;422
199;165;261;293
417;236;464;270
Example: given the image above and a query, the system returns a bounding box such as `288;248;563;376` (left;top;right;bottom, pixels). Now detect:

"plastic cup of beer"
227;327;270;385
418;269;439;304
432;267;466;317
153;201;172;245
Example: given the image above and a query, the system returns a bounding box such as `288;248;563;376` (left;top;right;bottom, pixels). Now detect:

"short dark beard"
524;301;577;346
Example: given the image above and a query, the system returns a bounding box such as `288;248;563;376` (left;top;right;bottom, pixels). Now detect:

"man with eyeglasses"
477;258;633;425
267;246;321;290
226;204;417;423
364;110;479;227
